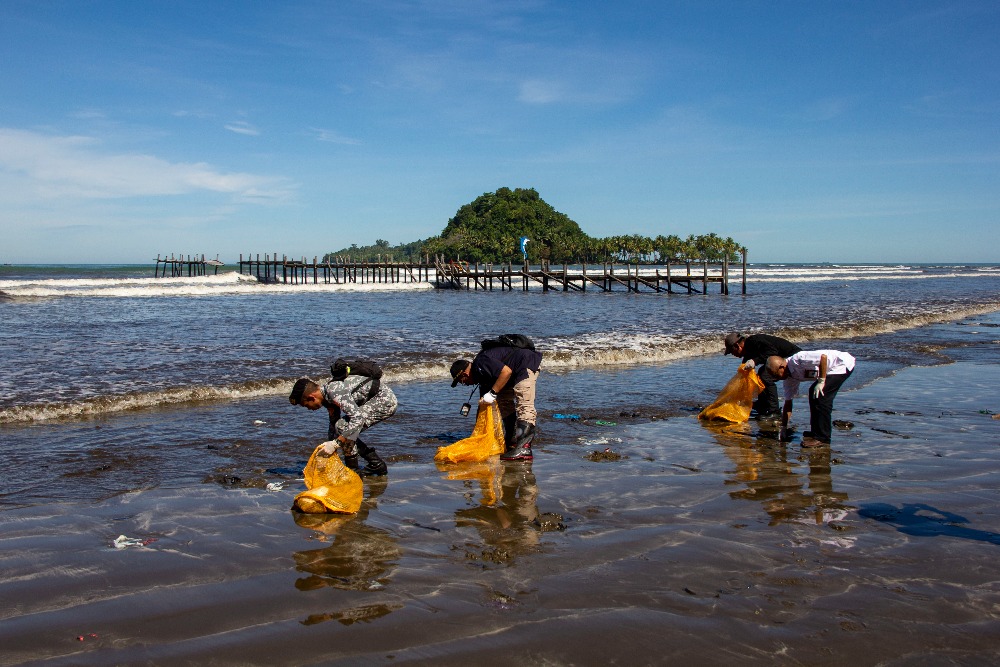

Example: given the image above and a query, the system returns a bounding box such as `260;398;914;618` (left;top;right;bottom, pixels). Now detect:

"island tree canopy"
324;187;744;264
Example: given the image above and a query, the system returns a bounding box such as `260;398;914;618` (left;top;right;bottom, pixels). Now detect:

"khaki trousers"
497;369;539;425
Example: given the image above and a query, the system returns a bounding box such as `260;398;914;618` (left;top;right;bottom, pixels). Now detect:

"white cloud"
173;109;214;119
311;128;362;145
0;128;293;200
518;78;565;104
224;121;260;136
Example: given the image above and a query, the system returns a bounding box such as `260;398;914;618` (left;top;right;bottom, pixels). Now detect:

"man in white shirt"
766;350;856;447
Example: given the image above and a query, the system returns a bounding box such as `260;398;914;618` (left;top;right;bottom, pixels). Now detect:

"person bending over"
450;342;542;461
289;372;397;476
724;332;801;419
767;350;856;447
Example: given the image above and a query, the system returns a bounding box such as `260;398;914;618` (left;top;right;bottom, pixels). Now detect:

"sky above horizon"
2;1;998;264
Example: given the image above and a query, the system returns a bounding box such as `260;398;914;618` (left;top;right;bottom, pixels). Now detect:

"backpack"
480;333;536;351
330;358;383;404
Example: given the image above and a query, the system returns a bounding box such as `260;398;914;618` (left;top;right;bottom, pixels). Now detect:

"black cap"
450;360;470;387
723;333;743;355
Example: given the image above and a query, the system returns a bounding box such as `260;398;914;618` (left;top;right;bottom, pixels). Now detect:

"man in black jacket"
724;332;801;419
451;342;542;462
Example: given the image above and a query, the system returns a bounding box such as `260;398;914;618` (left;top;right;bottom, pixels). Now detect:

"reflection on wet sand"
291;479;401;625
437;458;505;506
439;460;558;565
704;422;852;526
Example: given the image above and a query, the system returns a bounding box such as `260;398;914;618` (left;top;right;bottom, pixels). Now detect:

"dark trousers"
808;369;852;443
754;367;780;415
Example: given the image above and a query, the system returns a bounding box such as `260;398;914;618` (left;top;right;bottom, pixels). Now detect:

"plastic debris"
592;420;617;427
253;419;267;425
266;481;285;492
112;535;156;549
553;413;581;420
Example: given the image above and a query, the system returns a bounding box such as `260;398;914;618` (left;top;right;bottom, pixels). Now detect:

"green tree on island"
324;187;744;265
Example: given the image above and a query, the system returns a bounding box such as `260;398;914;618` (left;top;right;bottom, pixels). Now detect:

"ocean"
2;262;999;504
2;262;1000;664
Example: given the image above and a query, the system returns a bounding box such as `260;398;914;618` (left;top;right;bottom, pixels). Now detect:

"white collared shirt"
783;350;856;400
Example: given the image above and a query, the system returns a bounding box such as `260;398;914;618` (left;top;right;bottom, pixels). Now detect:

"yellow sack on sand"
434;402;506;463
698;367;765;423
293;443;364;514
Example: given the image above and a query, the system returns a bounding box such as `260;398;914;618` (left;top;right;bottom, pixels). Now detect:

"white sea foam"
5;302;997;424
0;271;434;298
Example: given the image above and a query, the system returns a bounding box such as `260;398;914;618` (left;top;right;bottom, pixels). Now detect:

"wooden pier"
433;257;743;294
155;254;225;277
233;253;747;294
237;254;436;285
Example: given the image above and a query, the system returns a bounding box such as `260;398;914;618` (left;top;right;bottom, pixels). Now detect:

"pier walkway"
154;254;225;277
231;253;747;294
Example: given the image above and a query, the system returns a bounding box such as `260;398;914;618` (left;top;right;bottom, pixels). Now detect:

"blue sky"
1;1;998;263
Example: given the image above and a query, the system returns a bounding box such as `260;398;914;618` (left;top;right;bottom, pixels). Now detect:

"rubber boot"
343;454;359;471
502;413;518;448
356;439;388;476
500;420;535;461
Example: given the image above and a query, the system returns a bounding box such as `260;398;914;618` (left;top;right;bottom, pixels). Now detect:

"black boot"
343;454;359;470
501;420;535;461
356;439;388;476
502;414;518;447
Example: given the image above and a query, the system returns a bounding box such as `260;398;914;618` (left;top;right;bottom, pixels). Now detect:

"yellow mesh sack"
698;367;766;423
434;402;506;463
293;442;364;514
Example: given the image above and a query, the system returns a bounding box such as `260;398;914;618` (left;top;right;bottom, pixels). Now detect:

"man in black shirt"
451;342;542;461
724;332;801;418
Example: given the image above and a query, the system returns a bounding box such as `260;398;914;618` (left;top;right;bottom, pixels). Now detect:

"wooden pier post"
742;249;747;295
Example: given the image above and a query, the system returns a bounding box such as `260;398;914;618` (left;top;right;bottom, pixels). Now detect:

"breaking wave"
3;302;996;425
0;271;433;298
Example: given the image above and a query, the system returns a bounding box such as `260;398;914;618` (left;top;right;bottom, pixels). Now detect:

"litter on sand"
112;535;156;549
553;413;581;420
592;420;617;427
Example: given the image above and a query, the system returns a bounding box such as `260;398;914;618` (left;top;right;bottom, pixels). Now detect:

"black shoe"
500;444;533;461
360;462;387;476
359;453;387;476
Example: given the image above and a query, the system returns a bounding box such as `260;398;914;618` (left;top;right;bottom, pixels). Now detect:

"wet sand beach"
3;346;1000;665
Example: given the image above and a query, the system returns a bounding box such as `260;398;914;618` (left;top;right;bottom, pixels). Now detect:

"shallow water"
2;263;999;422
1;265;1000;664
3;350;1000;665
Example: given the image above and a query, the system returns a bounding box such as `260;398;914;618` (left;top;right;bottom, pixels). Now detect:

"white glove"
318;441;339;456
742;359;755;370
481;390;497;404
812;378;826;399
